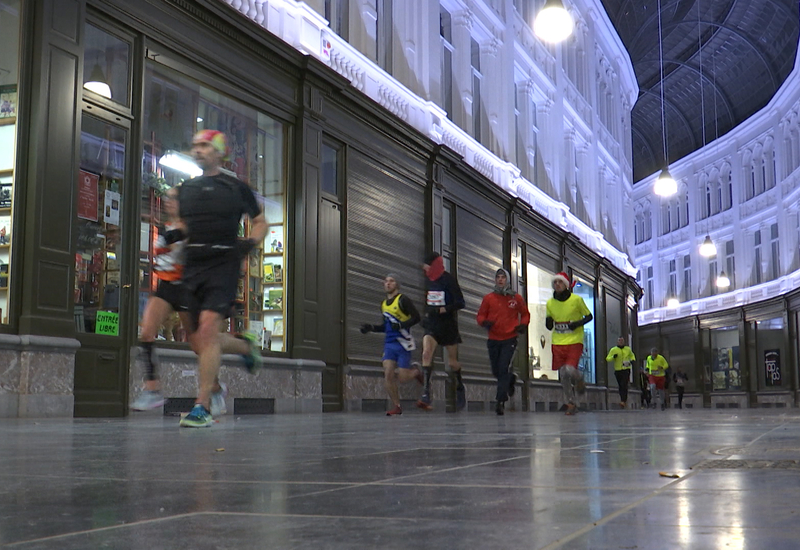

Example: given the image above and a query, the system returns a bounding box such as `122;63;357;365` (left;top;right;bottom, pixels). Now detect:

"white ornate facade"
634;46;800;325
219;0;639;276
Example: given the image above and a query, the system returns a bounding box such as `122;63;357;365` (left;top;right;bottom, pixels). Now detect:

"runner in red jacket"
476;268;530;415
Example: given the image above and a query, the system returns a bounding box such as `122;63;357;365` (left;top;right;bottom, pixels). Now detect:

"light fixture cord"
697;0;705;148
658;0;668;167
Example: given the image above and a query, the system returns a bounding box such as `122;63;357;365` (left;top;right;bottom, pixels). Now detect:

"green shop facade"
0;0;640;417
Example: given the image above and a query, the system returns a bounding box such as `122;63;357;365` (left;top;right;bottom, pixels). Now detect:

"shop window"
573;279;595;384
82;24;131;106
756;317;785;390
141;59;287;351
321;142;339;197
0;0;21;324
710;326;740;391
74;115;127;334
525;262;556;380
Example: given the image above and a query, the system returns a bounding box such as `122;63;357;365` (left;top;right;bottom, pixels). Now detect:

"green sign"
95;311;120;336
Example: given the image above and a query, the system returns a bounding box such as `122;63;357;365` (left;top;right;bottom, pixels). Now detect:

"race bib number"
397;336;416;351
554;322;571;333
427;290;446;307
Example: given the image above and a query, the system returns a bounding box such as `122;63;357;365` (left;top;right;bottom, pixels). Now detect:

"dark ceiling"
601;0;799;183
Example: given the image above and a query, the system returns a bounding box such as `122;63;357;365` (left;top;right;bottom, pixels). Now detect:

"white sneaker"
210;382;228;417
131;390;165;411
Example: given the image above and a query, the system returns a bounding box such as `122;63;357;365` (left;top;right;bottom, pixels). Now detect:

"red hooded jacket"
476;291;530;341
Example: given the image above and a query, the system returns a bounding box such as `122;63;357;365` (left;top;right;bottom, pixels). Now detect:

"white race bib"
397;336;416;351
427;290;446;307
554;322;571;333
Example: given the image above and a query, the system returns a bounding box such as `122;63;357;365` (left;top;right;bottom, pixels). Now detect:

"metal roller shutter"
456;208;504;374
346;152;426;365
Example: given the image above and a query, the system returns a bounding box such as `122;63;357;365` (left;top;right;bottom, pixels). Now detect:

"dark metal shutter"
456;208;504;374
346;152;426;365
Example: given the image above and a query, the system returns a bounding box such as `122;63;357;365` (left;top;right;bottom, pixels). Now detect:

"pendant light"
84;63;112;99
533;0;574;44
653;0;676;197
699;234;716;257
716;271;730;288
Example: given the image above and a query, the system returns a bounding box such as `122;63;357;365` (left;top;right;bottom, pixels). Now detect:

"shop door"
73;111;135;417
320;197;343;411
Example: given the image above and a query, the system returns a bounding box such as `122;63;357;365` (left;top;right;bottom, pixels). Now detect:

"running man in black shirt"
172;130;268;427
417;252;466;411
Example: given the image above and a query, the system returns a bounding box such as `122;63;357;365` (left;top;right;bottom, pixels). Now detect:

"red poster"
78;170;99;221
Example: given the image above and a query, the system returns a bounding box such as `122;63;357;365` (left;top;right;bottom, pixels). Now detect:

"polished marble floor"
1;407;799;549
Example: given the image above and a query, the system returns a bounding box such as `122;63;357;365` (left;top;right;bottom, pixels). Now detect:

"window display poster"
78;170;99;221
104;189;120;226
0;85;16;118
765;349;781;386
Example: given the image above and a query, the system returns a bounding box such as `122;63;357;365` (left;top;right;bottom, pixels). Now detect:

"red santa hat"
552;271;576;290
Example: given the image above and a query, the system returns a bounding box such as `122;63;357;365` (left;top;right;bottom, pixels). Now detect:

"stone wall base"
0;335;79;418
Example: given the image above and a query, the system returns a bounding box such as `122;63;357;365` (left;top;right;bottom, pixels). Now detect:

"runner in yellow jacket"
606;337;636;409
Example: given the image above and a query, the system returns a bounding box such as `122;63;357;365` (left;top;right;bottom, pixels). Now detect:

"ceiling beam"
635;88;698;157
633;19;780;91
637;56;736;126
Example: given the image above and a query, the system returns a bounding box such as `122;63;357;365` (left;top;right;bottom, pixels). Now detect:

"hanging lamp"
533;0;574;43
653;0;676;197
84;63;112;99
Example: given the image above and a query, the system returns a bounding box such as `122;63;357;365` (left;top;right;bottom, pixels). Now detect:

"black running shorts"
183;260;240;329
425;319;462;346
154;279;189;312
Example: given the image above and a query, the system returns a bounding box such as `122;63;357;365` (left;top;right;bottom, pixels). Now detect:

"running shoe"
508;372;517;397
238;332;263;374
131;390;165;411
456;383;466;410
416;390;433;411
565;403;577;416
210;382;228;417
386;405;402;416
180;404;213;428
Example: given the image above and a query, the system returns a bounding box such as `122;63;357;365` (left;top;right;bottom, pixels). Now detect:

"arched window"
683;188;690;227
721;163;732;209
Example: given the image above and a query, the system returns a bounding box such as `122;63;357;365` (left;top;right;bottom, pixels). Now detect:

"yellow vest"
546;293;591;346
606;346;636;371
381;294;415;351
646;354;669;377
381;294;411;322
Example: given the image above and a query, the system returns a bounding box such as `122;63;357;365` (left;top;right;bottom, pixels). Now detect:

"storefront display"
526;263;555;380
0;0;20;324
573;280;596;384
140;59;287;350
710;325;740;390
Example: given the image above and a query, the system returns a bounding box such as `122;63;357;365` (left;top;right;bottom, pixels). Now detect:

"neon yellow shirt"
546;293;591;346
606;346;636;371
646;354;669;377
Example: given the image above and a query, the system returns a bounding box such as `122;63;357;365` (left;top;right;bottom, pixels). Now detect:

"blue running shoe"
210;382;228;417
180;404;213;428
238;333;263;374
